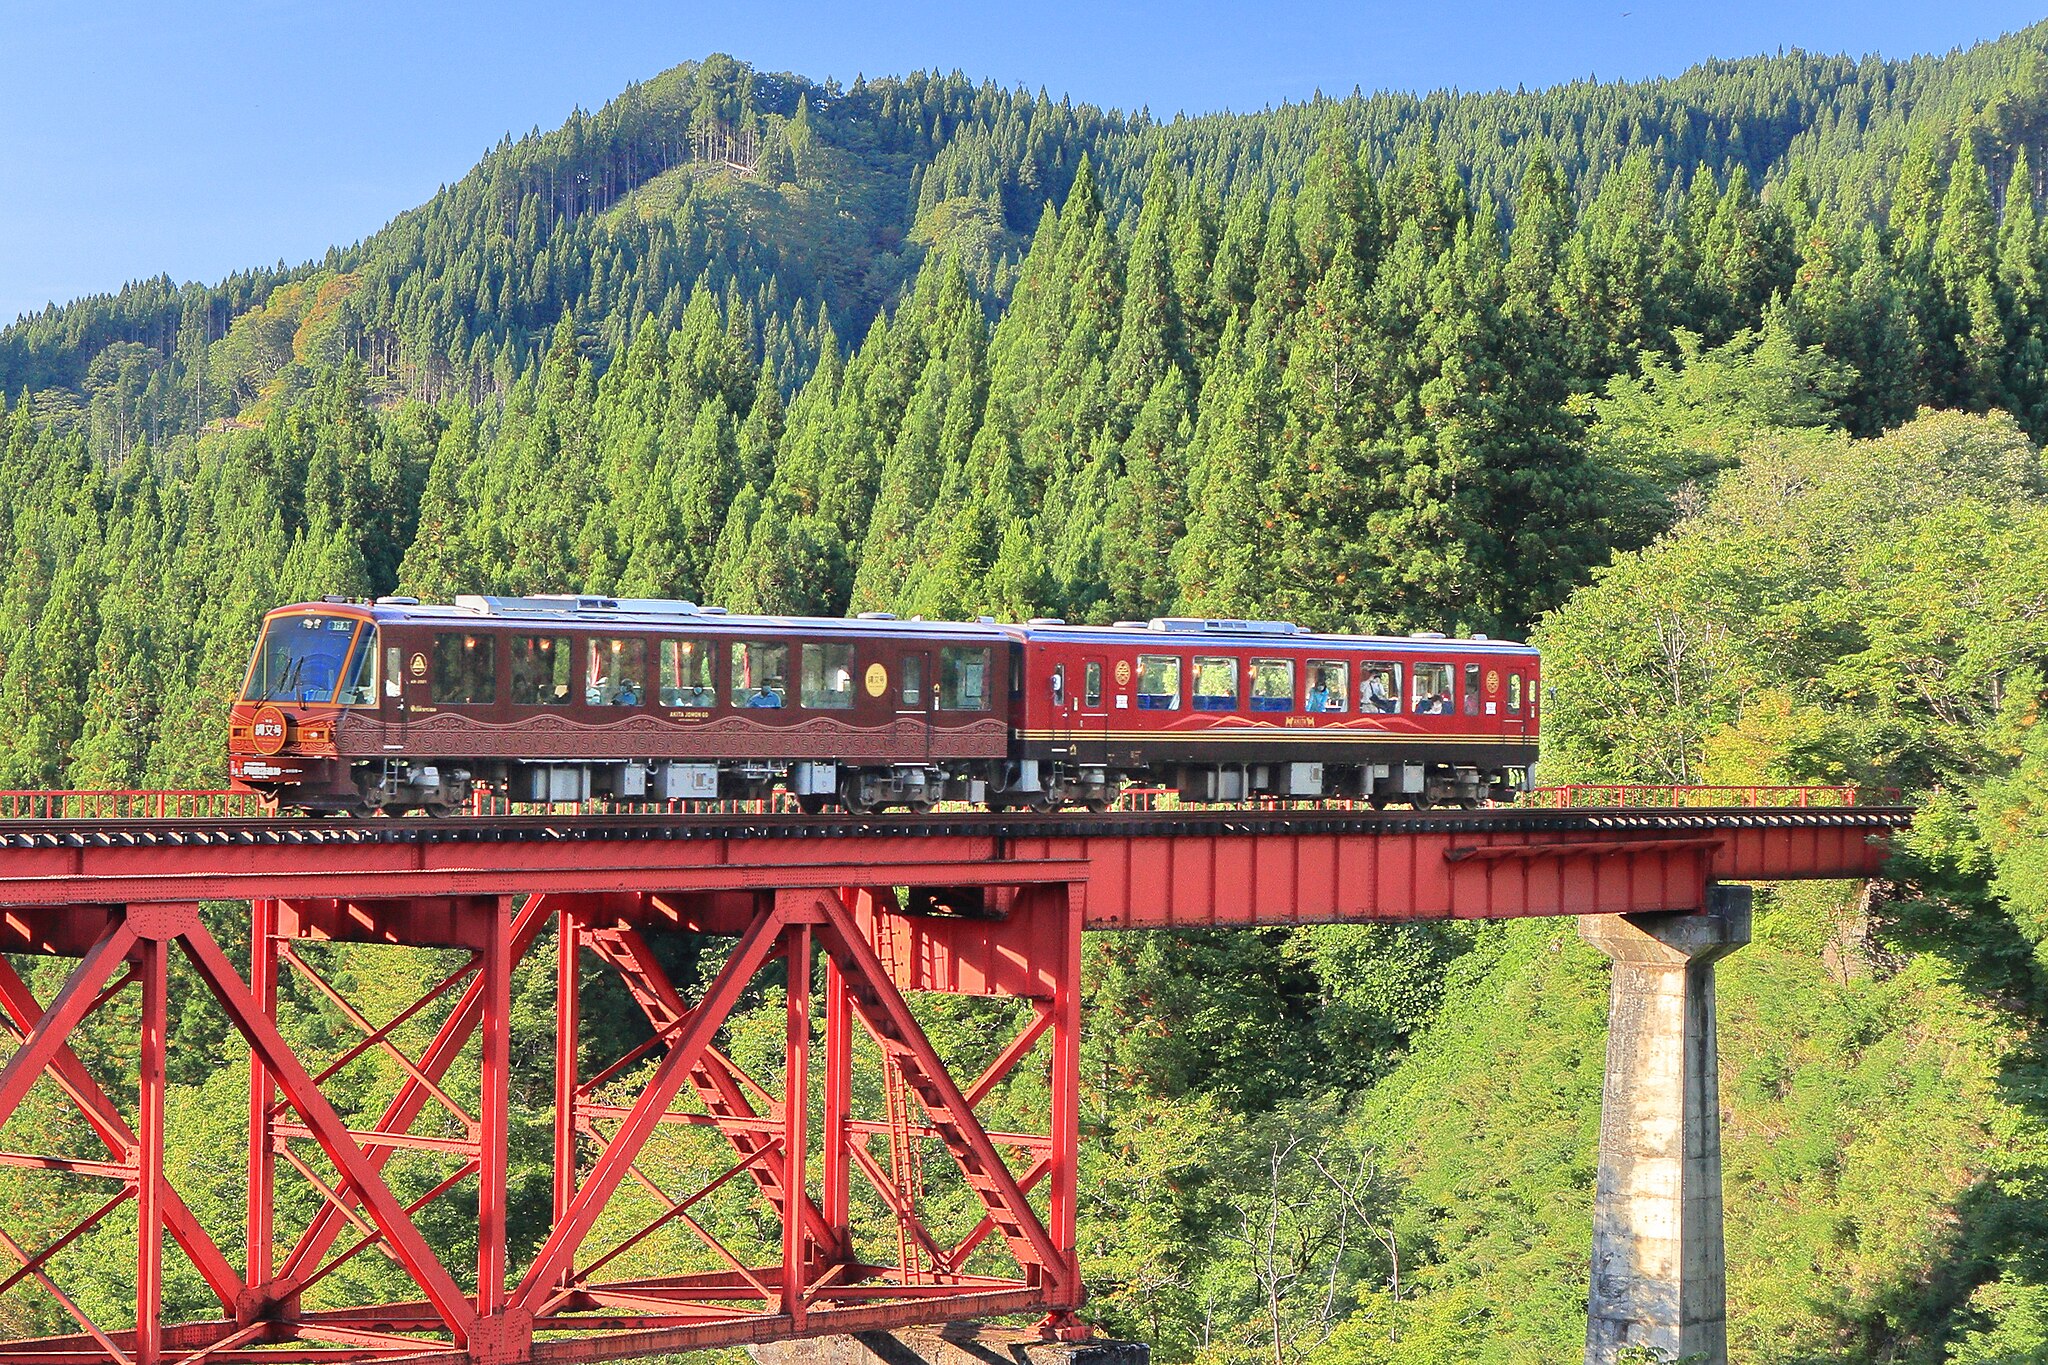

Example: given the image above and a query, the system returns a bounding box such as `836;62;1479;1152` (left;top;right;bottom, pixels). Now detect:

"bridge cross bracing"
0;802;1905;1365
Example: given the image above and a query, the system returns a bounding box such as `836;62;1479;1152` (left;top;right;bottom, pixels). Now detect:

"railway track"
0;803;1913;850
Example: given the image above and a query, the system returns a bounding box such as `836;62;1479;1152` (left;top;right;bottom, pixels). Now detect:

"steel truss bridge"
0;800;1907;1365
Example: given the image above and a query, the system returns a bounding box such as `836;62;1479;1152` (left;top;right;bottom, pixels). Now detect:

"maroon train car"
228;597;1538;815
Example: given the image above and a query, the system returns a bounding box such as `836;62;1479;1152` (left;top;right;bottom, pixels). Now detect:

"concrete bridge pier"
1579;885;1752;1365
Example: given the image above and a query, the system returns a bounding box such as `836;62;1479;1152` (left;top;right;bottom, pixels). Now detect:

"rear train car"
1008;617;1539;808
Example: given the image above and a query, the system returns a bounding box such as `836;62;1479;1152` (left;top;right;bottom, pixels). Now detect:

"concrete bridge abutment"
1579;884;1751;1365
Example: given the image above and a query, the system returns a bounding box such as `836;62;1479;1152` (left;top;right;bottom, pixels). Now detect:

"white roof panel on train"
318;598;1534;652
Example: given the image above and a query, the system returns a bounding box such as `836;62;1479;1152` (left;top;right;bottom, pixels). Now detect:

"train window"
385;646;400;699
939;646;992;711
1051;665;1066;705
660;639;717;706
431;633;497;706
1360;662;1398;714
1413;662;1454;715
802;643;856;710
733;643;789;708
1136;656;1182;710
1084;661;1103;707
1251;659;1295;712
1310;661;1353;713
1192;657;1239;711
1464;663;1483;716
509;636;572;705
245;613;360;703
1507;673;1524;714
584;638;646;707
337;633;378;706
902;656;923;706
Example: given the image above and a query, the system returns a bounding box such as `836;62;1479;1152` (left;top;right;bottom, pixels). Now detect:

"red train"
227;596;1541;815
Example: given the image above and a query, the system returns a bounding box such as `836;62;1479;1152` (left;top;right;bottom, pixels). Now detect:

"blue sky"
2;0;2045;324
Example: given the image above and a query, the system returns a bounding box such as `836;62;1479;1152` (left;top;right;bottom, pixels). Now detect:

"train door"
386;637;417;725
1072;655;1110;762
1050;660;1074;755
1503;667;1530;740
897;649;934;764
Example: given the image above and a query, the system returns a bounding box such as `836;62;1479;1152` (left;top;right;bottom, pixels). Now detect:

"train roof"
293;595;1013;642
1014;620;1537;654
274;598;1534;653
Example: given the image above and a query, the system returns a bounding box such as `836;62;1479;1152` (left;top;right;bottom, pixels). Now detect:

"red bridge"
0;799;1906;1365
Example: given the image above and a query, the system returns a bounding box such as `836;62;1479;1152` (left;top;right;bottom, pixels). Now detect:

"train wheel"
1083;797;1111;813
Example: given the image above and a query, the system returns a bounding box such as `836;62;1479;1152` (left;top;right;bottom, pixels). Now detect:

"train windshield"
243;614;376;705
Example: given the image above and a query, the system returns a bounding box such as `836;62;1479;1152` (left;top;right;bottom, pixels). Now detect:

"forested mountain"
14;22;2048;1361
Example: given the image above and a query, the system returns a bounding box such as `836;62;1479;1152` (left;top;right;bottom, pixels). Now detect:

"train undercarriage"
263;753;1534;817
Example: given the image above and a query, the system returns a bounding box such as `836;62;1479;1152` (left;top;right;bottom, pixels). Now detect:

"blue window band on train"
1250;659;1294;712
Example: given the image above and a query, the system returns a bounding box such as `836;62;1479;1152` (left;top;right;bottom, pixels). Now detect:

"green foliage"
1524;391;2048;1359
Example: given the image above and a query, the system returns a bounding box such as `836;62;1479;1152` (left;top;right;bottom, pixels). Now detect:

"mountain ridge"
12;22;2048;426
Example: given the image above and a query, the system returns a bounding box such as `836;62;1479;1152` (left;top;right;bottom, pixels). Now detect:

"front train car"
229;595;1023;816
228;602;385;813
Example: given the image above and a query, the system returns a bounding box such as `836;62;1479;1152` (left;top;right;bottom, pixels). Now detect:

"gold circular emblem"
408;652;428;680
250;704;290;756
864;662;888;698
1485;669;1501;696
1114;659;1132;687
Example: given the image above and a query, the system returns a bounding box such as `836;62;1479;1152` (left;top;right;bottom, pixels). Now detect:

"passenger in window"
1411;663;1452;715
747;684;783;709
1302;662;1350;713
660;640;716;707
585;639;646;706
1366;671;1397;713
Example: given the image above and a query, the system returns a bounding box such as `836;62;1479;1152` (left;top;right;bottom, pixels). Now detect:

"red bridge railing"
0;789;270;820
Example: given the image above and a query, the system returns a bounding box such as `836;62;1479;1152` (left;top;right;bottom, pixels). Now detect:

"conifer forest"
20;26;2048;1361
